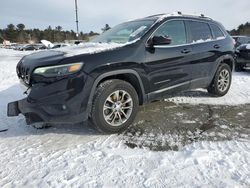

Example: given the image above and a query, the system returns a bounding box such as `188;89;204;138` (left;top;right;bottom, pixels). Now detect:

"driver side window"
154;20;187;46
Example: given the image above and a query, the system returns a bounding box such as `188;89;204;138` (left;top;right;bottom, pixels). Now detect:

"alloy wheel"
103;90;133;127
218;69;230;92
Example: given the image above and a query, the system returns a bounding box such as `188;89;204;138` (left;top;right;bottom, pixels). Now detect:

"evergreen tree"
5;24;17;41
17;23;25;31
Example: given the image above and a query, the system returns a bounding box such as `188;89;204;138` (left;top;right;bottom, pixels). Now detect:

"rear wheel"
207;63;232;96
90;79;139;133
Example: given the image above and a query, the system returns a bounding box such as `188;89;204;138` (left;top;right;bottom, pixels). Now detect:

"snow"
0;49;250;187
166;72;250;105
246;44;250;50
55;42;135;57
192;38;212;44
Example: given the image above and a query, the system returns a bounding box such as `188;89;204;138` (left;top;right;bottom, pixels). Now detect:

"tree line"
0;23;111;43
229;22;250;36
1;22;249;44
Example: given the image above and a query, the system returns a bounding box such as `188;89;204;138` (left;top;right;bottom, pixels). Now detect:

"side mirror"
148;35;172;47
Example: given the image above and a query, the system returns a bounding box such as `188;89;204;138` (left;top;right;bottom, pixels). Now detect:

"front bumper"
235;55;250;67
7;98;88;124
7;73;93;124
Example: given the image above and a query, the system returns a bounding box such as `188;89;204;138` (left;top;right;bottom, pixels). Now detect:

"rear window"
187;21;213;43
210;24;225;39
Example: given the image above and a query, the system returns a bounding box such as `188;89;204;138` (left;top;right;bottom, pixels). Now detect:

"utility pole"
75;0;79;38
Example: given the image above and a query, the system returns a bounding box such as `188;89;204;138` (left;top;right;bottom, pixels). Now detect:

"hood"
20;42;130;68
17;42;134;84
52;42;129;57
22;50;65;67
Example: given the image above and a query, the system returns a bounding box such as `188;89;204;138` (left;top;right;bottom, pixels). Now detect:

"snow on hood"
53;42;133;57
246;44;250;50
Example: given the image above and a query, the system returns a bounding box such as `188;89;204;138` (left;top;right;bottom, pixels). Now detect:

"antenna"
75;0;79;38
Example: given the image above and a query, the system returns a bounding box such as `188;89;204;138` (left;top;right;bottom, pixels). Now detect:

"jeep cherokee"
7;13;235;133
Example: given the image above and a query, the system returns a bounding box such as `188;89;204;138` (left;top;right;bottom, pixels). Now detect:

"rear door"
185;20;220;88
144;20;193;99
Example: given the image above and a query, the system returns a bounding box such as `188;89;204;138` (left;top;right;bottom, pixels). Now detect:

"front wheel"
207;63;232;96
90;79;139;133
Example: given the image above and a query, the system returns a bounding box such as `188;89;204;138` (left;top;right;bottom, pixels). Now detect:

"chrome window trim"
150;77;207;95
150;80;190;94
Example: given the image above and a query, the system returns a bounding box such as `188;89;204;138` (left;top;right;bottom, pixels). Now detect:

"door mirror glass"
152;35;172;45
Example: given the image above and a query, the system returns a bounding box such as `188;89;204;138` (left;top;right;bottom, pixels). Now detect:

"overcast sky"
1;0;249;32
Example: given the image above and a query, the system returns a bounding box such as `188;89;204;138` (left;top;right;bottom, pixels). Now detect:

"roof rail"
146;13;166;18
146;12;213;21
168;12;212;20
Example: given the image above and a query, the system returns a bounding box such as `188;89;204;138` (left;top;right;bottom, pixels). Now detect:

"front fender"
85;69;147;117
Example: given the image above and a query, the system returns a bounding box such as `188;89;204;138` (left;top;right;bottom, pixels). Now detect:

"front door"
144;20;193;100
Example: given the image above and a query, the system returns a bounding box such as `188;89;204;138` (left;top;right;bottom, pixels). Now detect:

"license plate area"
19;80;31;95
7;101;20;116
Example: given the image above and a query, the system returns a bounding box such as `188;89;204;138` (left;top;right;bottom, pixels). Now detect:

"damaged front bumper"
7;73;92;125
7;97;88;124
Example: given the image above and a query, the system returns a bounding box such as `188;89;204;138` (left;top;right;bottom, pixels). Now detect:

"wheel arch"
86;69;147;117
218;54;235;71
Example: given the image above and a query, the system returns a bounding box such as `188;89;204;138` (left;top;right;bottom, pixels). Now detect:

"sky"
1;0;250;33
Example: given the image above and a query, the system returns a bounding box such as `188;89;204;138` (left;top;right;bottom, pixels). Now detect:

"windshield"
92;20;155;44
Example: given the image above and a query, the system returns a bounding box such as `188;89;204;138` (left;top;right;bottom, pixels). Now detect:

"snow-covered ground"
0;48;249;187
166;72;250;105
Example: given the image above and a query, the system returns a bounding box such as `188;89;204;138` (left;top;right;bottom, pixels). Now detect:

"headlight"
33;62;84;77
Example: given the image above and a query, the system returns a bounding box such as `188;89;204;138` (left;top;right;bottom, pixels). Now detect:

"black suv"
232;36;250;71
232;36;250;48
8;13;235;133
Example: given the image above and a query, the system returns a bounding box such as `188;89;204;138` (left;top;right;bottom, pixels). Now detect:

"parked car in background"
18;44;47;51
232;36;250;71
13;44;26;50
232;36;250;48
235;44;250;71
8;12;235;133
36;44;47;50
19;44;39;51
52;43;70;49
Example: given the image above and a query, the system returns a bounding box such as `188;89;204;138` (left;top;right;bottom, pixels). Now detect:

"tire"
207;63;232;96
235;64;244;72
90;79;139;133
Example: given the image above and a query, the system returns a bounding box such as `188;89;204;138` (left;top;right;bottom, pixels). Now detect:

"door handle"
214;44;220;49
181;49;191;54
